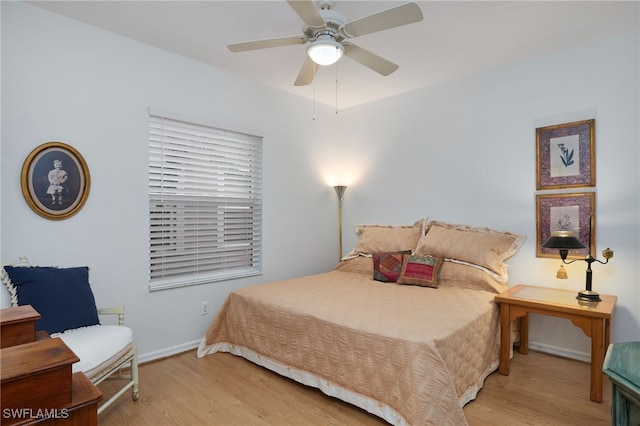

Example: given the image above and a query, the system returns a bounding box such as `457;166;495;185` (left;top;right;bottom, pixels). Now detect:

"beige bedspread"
197;269;500;426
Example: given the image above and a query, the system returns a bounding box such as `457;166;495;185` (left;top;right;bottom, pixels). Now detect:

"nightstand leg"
518;314;529;354
590;317;604;402
499;303;511;375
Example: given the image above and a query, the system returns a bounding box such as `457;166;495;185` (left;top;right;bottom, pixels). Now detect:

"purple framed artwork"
536;119;595;190
21;142;91;220
536;192;595;259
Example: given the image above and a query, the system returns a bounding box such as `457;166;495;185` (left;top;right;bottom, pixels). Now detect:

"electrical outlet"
201;301;209;315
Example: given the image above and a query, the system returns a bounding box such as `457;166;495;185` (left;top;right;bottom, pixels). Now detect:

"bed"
197;219;525;426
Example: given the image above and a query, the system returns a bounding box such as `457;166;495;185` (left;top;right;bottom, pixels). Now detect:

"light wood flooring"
98;349;611;425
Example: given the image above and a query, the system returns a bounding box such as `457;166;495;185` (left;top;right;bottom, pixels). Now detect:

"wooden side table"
495;284;616;403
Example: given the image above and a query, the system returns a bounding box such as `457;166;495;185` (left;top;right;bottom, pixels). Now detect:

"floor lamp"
334;186;347;260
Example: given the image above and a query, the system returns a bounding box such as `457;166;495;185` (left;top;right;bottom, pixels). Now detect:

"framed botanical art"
536;119;595;190
536;192;595;259
21;141;91;220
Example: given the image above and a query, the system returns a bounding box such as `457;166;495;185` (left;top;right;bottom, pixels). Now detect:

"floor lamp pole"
338;204;343;260
334;186;347;260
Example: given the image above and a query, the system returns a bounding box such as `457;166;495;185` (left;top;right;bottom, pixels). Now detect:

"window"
148;111;263;291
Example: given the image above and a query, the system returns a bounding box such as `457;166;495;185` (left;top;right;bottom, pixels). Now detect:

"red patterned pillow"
373;250;412;282
397;255;442;288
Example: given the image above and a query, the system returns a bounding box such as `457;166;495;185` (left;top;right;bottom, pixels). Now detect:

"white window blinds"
148;112;263;291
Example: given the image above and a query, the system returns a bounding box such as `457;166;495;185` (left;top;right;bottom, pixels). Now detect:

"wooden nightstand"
495;284;616;403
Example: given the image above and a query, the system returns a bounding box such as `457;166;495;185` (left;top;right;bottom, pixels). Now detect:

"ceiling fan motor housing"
304;6;346;65
304;8;346;43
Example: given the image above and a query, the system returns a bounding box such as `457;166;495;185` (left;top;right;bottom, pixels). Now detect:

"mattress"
197;267;500;426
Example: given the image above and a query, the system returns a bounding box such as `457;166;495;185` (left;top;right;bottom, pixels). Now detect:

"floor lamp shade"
334;186;346;207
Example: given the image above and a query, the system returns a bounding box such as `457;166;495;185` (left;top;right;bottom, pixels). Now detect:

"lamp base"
576;290;602;302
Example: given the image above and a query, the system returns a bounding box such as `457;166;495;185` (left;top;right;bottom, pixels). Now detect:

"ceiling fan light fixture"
307;34;343;66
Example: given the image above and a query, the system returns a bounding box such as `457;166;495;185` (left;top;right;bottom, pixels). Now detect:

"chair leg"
131;348;140;401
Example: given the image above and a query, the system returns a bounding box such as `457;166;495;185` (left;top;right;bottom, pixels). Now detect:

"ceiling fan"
227;0;423;86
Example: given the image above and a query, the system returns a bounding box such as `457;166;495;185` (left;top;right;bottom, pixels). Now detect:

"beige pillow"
333;256;373;275
415;221;525;282
342;219;426;260
438;260;505;293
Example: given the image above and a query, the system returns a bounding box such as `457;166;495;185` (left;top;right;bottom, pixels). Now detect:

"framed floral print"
21;142;91;220
536;119;595;190
536;192;595;259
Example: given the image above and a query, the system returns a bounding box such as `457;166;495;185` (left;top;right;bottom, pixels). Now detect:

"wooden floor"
98;349;611;425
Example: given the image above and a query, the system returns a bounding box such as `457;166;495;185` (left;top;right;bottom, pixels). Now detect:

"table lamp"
542;230;613;302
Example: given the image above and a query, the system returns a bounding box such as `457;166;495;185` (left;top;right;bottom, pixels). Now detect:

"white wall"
338;31;640;358
2;2;639;362
1;2;342;360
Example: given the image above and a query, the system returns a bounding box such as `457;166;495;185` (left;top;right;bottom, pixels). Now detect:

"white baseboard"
138;339;201;364
525;341;590;363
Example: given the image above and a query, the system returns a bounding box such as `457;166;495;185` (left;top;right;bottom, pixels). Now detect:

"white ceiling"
29;1;640;109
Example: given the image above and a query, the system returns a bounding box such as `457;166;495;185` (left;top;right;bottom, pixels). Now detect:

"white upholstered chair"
1;260;140;414
55;306;140;414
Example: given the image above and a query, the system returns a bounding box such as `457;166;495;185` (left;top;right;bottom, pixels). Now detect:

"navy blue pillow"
3;266;100;334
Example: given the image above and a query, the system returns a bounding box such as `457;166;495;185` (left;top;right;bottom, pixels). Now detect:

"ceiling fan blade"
343;2;423;38
343;44;399;76
228;36;306;53
287;0;325;27
294;56;317;86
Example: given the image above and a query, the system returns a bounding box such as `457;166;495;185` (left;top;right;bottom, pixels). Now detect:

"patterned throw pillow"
397;255;442;288
373;250;412;282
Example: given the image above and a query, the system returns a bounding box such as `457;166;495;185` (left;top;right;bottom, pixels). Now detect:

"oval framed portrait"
21;142;91;220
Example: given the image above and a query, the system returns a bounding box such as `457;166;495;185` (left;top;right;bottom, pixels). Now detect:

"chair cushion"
54;325;134;377
2;266;100;334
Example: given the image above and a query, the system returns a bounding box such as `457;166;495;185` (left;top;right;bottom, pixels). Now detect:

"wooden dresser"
0;306;102;425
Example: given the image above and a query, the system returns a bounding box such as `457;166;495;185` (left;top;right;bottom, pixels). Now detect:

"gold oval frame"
21;142;91;220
